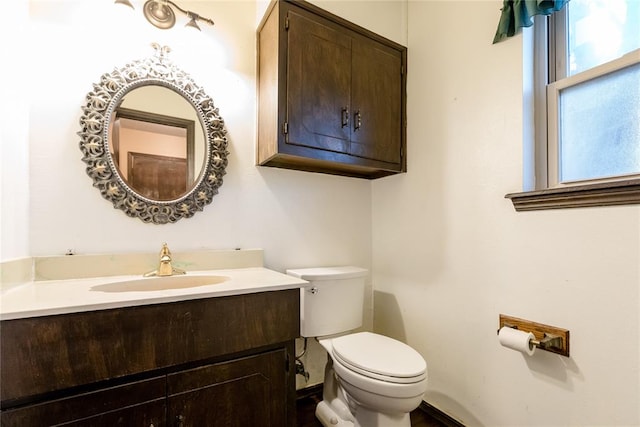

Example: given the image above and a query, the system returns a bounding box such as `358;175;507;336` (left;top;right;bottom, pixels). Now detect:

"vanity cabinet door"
167;349;289;427
0;377;166;427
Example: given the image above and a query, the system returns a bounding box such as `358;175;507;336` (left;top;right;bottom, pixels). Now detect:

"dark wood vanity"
0;289;299;426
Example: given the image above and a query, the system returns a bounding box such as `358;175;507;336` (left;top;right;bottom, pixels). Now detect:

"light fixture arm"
186;11;215;27
116;0;214;30
163;0;214;27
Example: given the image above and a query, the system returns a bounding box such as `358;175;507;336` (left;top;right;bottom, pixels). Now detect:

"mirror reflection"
109;86;206;201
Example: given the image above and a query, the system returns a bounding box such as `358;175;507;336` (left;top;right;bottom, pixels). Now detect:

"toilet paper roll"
498;327;536;356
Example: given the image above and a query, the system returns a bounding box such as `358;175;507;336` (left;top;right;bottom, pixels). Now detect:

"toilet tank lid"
286;266;368;281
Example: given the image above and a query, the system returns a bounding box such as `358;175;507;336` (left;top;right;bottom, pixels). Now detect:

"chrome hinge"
283;121;288;134
285;16;289;30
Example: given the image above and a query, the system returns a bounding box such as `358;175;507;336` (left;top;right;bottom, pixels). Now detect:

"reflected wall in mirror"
79;43;228;224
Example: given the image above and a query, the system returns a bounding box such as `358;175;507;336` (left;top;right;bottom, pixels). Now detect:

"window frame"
506;7;640;211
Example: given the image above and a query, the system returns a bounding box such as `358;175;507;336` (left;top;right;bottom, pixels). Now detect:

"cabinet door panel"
287;10;351;153
0;377;166;427
58;401;166;427
167;350;287;427
350;38;403;164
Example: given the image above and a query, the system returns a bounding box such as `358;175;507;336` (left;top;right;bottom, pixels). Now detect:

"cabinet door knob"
176;414;185;427
354;110;362;131
341;107;349;128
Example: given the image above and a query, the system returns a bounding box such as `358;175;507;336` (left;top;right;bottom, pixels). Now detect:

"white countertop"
0;268;307;320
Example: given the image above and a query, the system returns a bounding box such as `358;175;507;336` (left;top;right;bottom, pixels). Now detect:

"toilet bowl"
322;332;427;417
287;267;428;427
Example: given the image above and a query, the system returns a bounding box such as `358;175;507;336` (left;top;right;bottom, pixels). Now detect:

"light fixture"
114;0;134;8
115;0;214;31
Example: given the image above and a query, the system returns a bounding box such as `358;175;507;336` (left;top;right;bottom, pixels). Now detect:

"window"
507;0;640;211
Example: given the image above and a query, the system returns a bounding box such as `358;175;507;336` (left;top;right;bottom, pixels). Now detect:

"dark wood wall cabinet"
257;0;407;179
0;290;300;427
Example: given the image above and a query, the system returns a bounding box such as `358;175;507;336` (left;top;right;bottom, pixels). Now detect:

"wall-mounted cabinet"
257;0;407;179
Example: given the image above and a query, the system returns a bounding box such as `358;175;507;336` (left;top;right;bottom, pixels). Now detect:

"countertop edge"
1;267;308;321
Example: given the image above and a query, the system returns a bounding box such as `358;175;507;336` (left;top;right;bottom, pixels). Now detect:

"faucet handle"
160;242;171;258
144;243;183;277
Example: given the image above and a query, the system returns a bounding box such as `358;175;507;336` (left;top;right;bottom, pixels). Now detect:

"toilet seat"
330;332;427;384
331;349;428;401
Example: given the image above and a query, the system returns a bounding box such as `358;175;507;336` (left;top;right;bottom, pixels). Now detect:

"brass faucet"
144;243;186;277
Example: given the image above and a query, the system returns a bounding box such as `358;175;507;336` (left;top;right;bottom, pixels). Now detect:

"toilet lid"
331;332;426;382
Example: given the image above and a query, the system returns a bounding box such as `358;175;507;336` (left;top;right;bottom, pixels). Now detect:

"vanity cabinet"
0;290;299;427
257;0;407;179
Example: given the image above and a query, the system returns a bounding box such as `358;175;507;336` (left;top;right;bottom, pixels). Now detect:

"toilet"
287;266;427;427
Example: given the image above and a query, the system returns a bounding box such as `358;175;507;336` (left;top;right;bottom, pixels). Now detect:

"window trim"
506;178;640;211
507;7;640;211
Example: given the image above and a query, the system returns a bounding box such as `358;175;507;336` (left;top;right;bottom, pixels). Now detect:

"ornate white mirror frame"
78;43;228;224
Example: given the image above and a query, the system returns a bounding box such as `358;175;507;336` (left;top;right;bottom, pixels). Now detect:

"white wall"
0;1;30;260
22;0;372;274
308;0;407;45
373;1;640;425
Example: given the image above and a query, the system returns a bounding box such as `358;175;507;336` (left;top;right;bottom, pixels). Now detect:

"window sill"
505;179;640;211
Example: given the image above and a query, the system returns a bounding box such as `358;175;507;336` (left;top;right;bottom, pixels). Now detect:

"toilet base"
316;399;411;427
316;401;354;427
316;356;412;427
353;405;411;427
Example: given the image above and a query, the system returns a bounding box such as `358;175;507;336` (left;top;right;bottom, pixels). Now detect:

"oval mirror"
79;44;228;224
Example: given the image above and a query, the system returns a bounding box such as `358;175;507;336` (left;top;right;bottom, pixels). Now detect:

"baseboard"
296;383;323;400
419;401;465;427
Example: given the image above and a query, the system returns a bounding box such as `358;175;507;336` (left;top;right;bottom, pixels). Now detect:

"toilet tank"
286;266;368;338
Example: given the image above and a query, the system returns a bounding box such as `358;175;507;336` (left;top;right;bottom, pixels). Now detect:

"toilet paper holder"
498;314;570;357
506;327;563;351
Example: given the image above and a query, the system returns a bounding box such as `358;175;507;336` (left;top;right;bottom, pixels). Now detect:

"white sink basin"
90;275;229;292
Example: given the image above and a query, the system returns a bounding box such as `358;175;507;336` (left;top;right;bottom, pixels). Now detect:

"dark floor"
296;391;448;427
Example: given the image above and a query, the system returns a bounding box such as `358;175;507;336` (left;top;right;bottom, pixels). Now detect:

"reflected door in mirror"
112;106;196;201
128;152;187;200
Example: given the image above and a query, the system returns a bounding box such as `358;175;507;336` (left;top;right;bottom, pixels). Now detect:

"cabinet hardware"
341;107;349;128
283;121;288;135
354;110;362;131
176;414;185;427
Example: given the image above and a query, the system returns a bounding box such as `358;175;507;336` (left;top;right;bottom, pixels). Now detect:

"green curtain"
493;0;570;44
